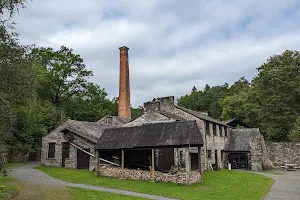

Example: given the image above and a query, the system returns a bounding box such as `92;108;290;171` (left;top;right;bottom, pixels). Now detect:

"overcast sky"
14;0;300;107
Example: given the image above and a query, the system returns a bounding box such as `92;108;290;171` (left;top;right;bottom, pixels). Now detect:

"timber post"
121;149;125;178
151;148;155;182
95;150;99;176
185;146;191;185
198;145;203;181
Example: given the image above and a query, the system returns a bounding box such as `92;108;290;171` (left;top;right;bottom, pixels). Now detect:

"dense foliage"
178;50;300;142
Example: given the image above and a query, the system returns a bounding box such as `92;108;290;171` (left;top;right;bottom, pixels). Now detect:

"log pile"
98;165;201;184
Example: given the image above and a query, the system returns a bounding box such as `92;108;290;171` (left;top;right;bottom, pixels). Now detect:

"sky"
13;0;300;107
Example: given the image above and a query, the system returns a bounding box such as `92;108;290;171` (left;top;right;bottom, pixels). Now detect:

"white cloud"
12;0;300;107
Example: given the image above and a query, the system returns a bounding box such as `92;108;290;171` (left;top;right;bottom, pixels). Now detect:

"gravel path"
11;163;177;200
255;171;300;200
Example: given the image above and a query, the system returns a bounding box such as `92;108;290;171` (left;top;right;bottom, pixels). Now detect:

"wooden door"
77;148;90;169
61;142;70;168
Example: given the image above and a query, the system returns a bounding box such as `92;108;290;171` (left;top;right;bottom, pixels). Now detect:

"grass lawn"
0;176;19;199
38;166;274;200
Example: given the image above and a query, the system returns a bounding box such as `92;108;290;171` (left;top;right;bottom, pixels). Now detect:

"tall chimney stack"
118;46;131;119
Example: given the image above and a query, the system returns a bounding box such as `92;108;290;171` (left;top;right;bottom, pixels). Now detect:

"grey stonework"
41;126;96;171
266;142;300;166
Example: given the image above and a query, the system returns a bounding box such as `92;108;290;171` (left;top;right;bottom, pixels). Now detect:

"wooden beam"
198;146;203;181
151;149;155;182
95;150;99;176
121;149;125;178
185;147;191;185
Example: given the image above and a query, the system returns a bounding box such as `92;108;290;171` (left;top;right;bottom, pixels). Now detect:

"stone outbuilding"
41;116;126;171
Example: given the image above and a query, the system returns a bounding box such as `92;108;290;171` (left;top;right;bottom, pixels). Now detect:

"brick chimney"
118;46;131;119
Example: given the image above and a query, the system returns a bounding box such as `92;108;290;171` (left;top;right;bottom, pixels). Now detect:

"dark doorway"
61;142;70;168
77;148;90;169
191;153;199;170
212;150;219;170
228;153;248;169
158;148;174;171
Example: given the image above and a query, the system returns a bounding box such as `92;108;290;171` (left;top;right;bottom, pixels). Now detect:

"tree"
31;46;93;107
63;83;116;122
289;116;300;142
250;50;300;141
0;0;28;20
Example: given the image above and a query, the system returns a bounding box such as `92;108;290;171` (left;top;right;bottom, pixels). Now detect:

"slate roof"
222;118;250;128
158;110;187;121
225;128;261;151
95;120;203;150
175;105;227;126
61;119;118;143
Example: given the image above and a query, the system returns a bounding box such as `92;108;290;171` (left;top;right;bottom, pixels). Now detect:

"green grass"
68;187;147;200
0;176;19;199
38;166;274;200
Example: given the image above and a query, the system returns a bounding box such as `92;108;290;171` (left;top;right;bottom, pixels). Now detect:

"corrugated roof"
95;121;203;150
225;128;261;151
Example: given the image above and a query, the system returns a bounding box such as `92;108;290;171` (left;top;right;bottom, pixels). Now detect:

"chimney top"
119;46;129;50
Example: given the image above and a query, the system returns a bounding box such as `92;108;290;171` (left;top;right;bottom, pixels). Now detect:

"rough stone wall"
129;97;231;171
266;142;300;166
248;133;263;171
98;165;201;184
41;127;95;171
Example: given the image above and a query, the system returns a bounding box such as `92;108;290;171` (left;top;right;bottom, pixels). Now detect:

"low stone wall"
266;142;300;166
98;165;201;184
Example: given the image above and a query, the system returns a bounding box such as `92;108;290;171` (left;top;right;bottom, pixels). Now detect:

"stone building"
40;116;126;170
122;96;272;171
41;45;273;177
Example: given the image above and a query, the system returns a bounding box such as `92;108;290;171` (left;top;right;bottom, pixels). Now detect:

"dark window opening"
213;123;216;135
205;121;210;135
207;150;212;158
224;127;228;136
219;125;223;136
106;117;113;124
48;143;55;158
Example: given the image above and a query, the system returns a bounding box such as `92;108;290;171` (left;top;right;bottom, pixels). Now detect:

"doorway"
77;148;90;169
228;153;248;169
61;142;70;168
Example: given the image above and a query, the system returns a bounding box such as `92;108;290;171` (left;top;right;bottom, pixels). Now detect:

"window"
207;150;212;158
62;142;70;158
219;125;223;136
106;117;113;124
48;143;55;158
224;127;228;136
205;121;210;135
213;123;216;135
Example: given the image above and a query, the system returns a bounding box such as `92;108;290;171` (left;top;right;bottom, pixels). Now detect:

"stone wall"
266;142;300;166
98;165;201;184
41;125;95;171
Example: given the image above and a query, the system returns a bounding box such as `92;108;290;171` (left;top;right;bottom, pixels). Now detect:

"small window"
207;150;212;158
106;117;113;124
62;142;70;158
213;124;216;135
206;121;210;135
48;143;55;158
219;125;223;136
224;127;228;136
